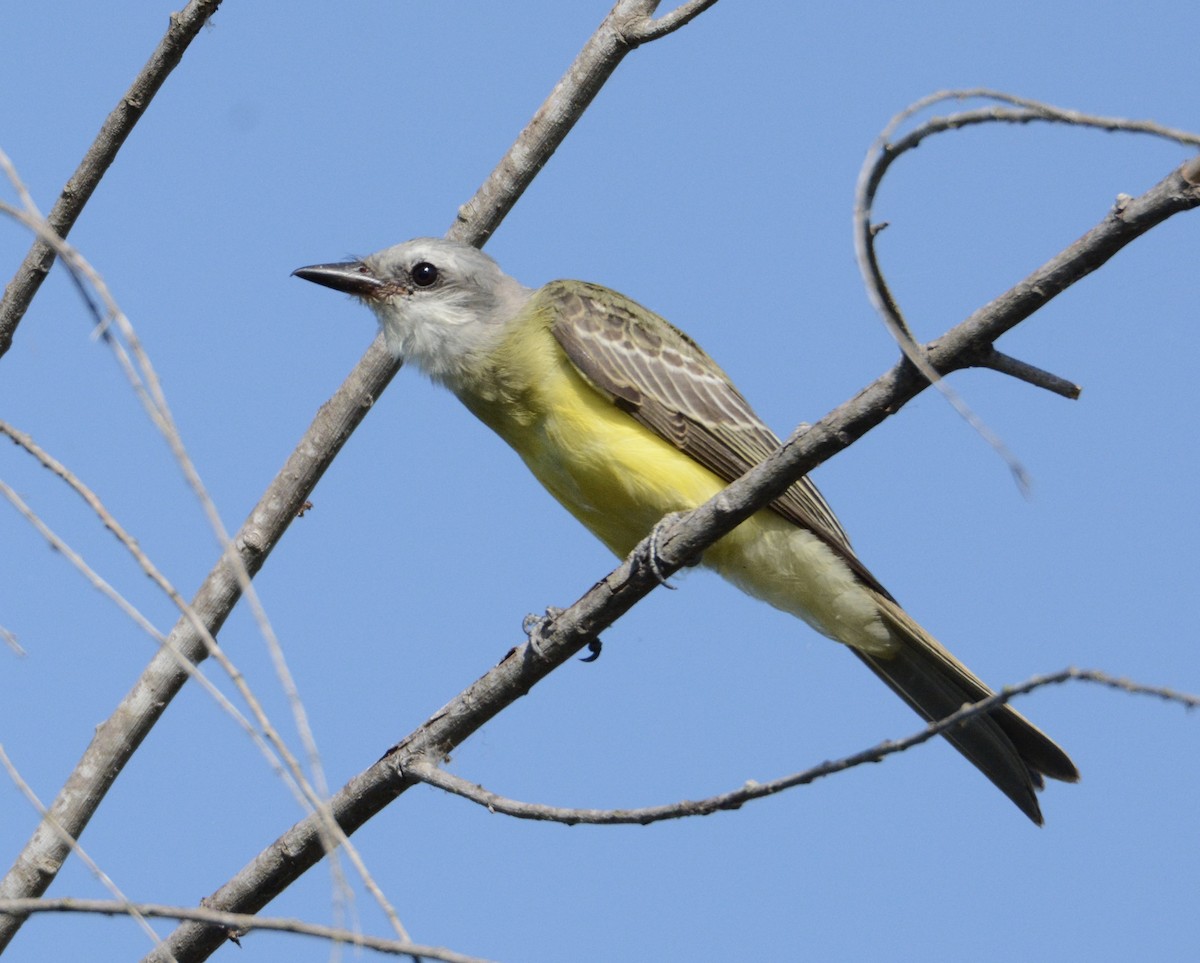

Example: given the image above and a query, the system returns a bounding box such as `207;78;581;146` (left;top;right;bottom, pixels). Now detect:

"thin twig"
0;0;224;360
0;419;404;942
0;624;22;657
406;669;1197;825
975;350;1081;399
0;480;166;643
450;0;661;243
0;428;297;773
0;898;491;963
0;748;166;954
626;0;722;42
0;179;344;854
882;88;1200;153
0;179;390;938
853;91;1200;491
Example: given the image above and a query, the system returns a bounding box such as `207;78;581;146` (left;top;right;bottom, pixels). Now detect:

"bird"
294;236;1079;823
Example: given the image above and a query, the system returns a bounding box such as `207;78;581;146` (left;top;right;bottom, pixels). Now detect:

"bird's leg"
522;607;603;663
645;510;704;588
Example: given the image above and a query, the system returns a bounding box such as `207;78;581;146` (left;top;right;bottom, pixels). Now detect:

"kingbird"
294;237;1078;823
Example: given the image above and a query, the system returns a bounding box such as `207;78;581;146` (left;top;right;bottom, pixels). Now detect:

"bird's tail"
856;595;1079;824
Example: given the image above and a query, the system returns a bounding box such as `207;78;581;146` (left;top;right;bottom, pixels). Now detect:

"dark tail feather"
857;597;1079;825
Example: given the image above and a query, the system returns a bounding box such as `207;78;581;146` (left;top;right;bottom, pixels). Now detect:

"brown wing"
544;279;892;599
545;281;1082;819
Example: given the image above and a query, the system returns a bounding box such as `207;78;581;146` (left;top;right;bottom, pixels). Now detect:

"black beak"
292;261;386;298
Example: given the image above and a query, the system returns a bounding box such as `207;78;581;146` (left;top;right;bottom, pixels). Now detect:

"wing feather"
544;280;892;599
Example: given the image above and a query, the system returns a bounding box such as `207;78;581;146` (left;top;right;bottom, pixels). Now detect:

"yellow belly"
462;343;891;655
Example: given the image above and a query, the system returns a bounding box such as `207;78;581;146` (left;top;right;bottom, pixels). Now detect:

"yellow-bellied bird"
295;237;1078;823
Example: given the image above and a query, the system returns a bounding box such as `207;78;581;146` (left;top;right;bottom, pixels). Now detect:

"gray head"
294;237;533;389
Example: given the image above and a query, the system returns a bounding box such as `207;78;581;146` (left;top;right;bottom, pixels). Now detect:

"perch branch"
144;160;1200;961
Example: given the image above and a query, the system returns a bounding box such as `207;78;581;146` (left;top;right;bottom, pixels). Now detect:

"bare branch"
406;669;1198;825
0;0;223;360
974;350;1082;399
853;91;1200;488
0;2;723;951
0;479;165;643
627;0;723;42
0;747;163;951
0;418;407;943
0;898;491;963
144;161;1200;962
649;160;1200;583
880;89;1200;155
0;427;287;748
451;0;667;245
1;139;413;938
0;624;22;657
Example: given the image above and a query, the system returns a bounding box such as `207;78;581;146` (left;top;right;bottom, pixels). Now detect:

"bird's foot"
646;511;700;588
522;607;602;663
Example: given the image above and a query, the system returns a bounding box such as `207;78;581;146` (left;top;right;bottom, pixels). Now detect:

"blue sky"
1;2;1197;960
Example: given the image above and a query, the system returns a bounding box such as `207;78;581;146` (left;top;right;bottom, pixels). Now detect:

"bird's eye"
411;261;439;287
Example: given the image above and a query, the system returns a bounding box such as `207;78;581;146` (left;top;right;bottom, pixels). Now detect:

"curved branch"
404;669;1198;825
855;94;1200;347
144;160;1200;962
853;92;1200;486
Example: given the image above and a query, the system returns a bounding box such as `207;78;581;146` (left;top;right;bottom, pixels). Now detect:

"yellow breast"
460;312;726;557
452;300;890;654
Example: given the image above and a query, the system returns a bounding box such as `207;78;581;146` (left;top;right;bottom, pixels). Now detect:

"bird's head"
294;237;531;388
